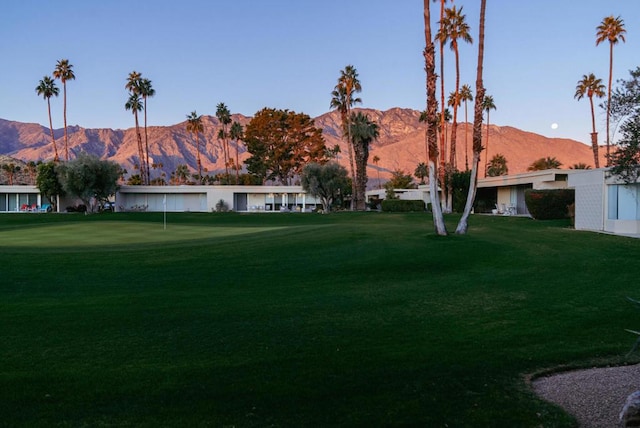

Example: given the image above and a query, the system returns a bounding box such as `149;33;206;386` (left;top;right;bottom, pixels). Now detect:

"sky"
2;0;640;146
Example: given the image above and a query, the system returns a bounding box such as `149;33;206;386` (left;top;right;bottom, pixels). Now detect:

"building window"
608;184;640;220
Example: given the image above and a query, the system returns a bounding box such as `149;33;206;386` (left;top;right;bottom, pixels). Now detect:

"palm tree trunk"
63;82;69;160
464;102;469;170
484;111;490;177
344;110;357;211
424;0;447;235
589;96;600;168
606;43;613;165
196;133;202;182
144;99;150;185
235;142;240;183
134;112;145;182
456;0;486;235
47;99;59;162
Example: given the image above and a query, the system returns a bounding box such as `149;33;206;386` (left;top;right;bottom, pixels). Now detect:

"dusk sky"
2;1;639;145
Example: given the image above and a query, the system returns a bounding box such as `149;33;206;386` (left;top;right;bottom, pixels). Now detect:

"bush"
524;189;575;220
381;199;425;212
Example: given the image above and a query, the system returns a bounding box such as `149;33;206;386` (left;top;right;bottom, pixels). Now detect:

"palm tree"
216;103;232;178
35;76;60;162
527;156;562;171
139;78;155;184
424;0;447;235
434;0;451;186
459;84;473;170
173;164;191;185
186;111;204;182
349;112;379;211
125;94;145;183
330;65;362;210
372;155;382;188
455;0;486;235
570;163;592;170
596;15;626;162
438;5;473;173
482;95;496;177
52;59;75;160
575;73;605;168
125;71;147;184
230;121;244;183
414;162;428;184
486;154;508;177
2;163;20;185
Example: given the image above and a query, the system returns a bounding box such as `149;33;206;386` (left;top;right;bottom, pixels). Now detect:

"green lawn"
1;211;638;427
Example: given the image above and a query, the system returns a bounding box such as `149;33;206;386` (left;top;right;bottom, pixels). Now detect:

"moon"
551;123;559;130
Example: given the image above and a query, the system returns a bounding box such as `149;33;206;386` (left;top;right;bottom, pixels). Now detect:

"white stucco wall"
568;169;605;231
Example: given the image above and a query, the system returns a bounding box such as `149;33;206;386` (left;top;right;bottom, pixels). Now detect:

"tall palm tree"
186;111;204;182
35;76;60;162
424;0;447;235
456;0;487;235
230;121;244;183
330;65;362;210
139;78;155;184
482;95;496;177
438;5;473;173
349;112;379;211
52;59;75;161
216;103;232;178
125;71;147;183
125;94;145;183
575;73;606;168
459;84;473;170
434;0;451;189
596;15;626;162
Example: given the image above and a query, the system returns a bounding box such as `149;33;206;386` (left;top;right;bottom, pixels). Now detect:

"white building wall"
568;169;605;231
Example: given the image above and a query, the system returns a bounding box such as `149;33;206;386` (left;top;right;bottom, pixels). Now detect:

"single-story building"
568;168;640;235
115;185;321;213
366;169;577;215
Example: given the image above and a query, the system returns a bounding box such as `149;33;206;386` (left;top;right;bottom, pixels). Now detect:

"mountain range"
0;107;601;186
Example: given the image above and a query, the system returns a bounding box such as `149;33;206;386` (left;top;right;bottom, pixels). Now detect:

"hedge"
381;199;426;212
524;189;575;220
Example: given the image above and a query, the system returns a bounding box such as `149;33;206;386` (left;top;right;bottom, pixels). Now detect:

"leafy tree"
455;0;487;234
596;15;626;161
527;156;562;171
35;76;60;162
486;153;508;176
56;153;121;213
459;83;473;170
2;163;21;185
244;108;327;185
349;112;379;210
25;161;39;185
450;169;471;213
608;115;640;183
301;162;349;213
482;94;496;176
186;111;205;182
414;162;428;184
330;65;362;210
216;102;232;178
575;73;605;168
423;0;447;235
385;169;415;190
230;121;244;183
53;59;75;161
36;161;64;212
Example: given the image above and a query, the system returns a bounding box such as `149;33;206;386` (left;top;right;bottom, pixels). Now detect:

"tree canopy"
56;153;121;213
300;162;349;213
244;108;327;185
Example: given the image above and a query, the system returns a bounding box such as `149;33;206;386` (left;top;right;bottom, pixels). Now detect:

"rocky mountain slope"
0;108;601;186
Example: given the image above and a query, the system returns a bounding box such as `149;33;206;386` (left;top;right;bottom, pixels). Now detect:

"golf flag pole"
163;194;167;230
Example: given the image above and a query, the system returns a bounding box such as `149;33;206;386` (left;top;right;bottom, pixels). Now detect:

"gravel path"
532;364;640;427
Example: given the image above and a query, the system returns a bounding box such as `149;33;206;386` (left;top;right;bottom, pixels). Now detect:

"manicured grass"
1;211;638;426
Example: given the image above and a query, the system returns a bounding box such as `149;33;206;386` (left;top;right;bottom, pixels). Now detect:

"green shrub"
381;199;425;212
524;189;575;220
